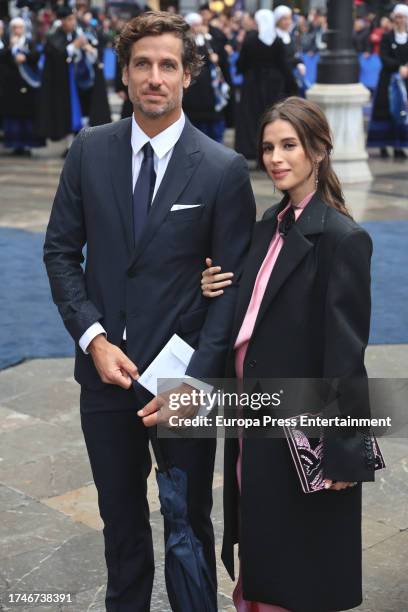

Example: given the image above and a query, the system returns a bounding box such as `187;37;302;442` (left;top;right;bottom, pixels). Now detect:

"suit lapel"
252;193;328;334
109;118;133;254
127;120;203;274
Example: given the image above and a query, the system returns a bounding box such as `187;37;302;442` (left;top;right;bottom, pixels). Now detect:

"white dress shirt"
79;111;186;353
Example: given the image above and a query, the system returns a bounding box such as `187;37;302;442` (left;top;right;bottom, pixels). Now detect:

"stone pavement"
0;133;408;612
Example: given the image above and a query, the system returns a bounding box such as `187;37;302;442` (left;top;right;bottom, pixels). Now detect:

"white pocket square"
170;204;202;211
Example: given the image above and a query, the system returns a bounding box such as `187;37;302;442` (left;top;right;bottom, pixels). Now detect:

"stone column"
306;0;372;183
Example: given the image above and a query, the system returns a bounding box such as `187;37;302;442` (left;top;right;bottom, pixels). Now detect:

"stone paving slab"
358;531;408;612
0;485;90;562
0;448;92;501
362;456;408;530
0;531;106;601
2;380;80;424
0;359;73;403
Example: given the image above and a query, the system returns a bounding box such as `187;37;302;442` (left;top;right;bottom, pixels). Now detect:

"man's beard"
132;88;183;119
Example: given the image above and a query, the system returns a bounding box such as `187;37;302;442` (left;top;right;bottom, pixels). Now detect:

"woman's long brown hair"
257;97;351;218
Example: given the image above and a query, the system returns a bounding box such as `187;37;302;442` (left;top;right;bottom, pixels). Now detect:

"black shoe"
394;148;407;159
380;147;389;158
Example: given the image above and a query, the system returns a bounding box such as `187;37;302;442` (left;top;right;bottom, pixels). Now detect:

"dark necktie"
279;206;295;238
133;142;156;246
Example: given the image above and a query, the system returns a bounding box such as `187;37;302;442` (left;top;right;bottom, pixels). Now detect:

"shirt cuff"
79;322;106;354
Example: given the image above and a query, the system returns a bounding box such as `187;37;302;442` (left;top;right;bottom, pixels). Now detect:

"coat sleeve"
186;154;256;378
322;228;376;482
43;129;103;343
380;34;400;72
236;36;250;74
276;39;298;96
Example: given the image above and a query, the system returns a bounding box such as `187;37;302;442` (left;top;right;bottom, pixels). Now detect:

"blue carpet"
0;222;407;370
0;228;74;370
362;221;408;345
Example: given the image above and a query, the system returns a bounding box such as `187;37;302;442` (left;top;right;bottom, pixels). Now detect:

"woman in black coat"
273;5;306;96
367;4;408;158
235;9;296;160
202;97;376;611
0;17;44;155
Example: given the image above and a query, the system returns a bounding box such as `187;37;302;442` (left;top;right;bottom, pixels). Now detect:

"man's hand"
88;334;139;389
137;383;198;427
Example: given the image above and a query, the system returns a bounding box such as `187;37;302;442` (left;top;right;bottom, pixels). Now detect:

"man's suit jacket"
44;117;256;395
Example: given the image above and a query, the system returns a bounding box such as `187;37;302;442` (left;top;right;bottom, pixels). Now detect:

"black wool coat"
234;31;297;159
221;194;375;612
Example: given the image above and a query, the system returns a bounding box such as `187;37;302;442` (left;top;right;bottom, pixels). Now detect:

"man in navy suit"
44;11;255;611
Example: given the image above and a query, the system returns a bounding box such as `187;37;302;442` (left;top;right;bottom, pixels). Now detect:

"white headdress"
184;13;203;27
273;5;292;26
392;4;408;18
10;17;25;30
255;9;276;46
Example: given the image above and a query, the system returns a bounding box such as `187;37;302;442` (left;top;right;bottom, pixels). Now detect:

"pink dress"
232;193;315;612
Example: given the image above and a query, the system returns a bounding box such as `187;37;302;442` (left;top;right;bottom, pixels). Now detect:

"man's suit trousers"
80;384;216;612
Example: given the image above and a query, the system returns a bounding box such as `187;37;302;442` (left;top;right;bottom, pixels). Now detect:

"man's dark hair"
115;11;203;79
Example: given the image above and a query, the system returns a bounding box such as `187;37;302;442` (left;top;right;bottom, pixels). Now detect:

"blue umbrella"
151;432;217;612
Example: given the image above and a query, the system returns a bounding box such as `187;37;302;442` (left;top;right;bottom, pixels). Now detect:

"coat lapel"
230;213;279;345
252;193;328;334
108;118;133;254
127;120;203;274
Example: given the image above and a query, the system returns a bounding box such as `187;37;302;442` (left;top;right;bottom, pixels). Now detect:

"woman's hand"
15;53;26;64
324;479;358;491
201;257;234;298
399;65;408;80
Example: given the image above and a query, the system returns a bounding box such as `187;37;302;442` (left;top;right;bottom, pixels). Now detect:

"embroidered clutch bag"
283;413;386;494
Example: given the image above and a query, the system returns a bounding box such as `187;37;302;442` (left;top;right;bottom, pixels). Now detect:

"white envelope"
138;334;213;400
170;204;201;211
138;334;193;395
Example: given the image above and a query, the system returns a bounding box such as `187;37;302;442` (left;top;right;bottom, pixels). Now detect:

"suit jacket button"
248;359;257;368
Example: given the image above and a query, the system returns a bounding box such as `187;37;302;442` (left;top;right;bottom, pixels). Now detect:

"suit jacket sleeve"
322;228;375;482
186;154;256;379
43;130;103;343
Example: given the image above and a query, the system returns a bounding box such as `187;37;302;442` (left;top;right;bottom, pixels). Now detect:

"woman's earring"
273;182;276;194
314;162;319;190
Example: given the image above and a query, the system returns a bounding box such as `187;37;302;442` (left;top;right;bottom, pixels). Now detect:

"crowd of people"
0;1;407;158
